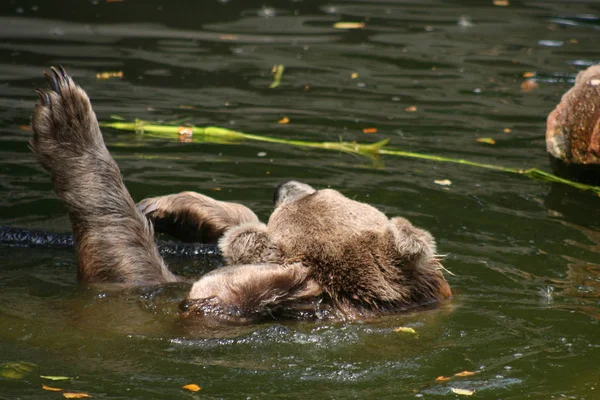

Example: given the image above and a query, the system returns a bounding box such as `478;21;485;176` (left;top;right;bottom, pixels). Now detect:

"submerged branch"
100;120;600;195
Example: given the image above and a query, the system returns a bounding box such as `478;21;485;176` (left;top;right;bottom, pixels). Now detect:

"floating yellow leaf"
0;362;36;379
569;39;578;44
493;0;509;6
454;371;477;377
503;128;511;133
62;392;92;399
435;376;452;382
363;127;378;134
476;137;496;145
182;383;202;392
42;384;63;392
404;106;417;112
351;72;359;79
96;71;123;80
40;375;75;381
219;34;238;41
451;388;475;396
18;125;32;131
278;117;290;124
333;22;365;29
434;179;452;186
522;71;535;78
394;327;417;334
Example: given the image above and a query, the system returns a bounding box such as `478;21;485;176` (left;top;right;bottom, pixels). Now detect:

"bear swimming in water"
30;67;451;325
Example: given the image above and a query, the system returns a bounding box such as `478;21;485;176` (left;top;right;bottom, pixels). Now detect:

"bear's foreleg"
31;67;178;285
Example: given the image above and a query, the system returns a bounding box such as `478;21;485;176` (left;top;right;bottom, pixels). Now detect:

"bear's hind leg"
31;67;178;285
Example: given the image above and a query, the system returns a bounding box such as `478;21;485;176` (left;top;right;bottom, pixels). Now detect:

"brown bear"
30;67;451;325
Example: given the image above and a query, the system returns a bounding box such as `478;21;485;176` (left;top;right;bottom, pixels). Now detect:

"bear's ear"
219;222;279;265
273;180;315;207
388;217;436;262
388;217;451;303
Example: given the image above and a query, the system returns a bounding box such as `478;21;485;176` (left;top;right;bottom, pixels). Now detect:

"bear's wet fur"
31;67;451;325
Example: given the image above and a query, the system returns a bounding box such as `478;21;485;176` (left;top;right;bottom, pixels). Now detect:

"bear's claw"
43;66;68;94
34;88;50;106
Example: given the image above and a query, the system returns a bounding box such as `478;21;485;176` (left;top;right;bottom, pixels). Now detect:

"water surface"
0;1;599;399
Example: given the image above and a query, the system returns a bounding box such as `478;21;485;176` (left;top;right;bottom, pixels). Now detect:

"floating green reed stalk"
101;120;388;156
100;119;600;195
269;64;285;89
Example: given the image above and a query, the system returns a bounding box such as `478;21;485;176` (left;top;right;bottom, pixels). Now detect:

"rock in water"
546;65;600;183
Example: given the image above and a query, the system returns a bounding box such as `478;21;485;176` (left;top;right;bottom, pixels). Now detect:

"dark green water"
1;0;599;398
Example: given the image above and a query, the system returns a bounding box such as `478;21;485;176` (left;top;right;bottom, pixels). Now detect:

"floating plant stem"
100;119;600;195
269;64;285;89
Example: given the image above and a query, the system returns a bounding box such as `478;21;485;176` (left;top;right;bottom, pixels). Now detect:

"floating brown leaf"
404;106;417;112
522;72;535;78
454;371;477;377
503;128;511;133
362;127;378;134
62;392;91;399
493;0;509;6
177;127;193;137
278;117;290;124
435;376;451;382
476;137;496;145
42;384;63;392
177;127;193;142
182;383;202;392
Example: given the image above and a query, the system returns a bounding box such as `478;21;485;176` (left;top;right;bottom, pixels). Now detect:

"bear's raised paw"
31;66;104;173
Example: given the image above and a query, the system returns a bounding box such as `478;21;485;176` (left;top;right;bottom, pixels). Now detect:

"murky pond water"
1;0;599;398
